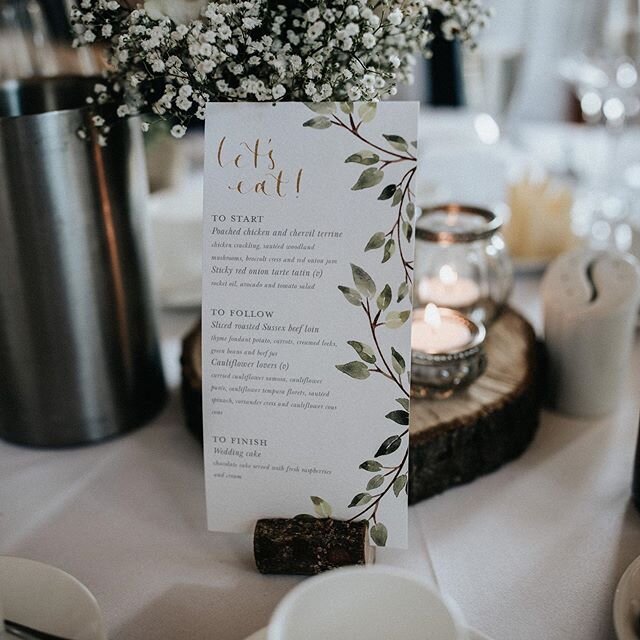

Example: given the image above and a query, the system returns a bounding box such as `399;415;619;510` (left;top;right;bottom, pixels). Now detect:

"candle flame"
439;264;458;286
424;303;442;329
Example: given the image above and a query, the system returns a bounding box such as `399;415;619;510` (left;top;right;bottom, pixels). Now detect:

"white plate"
614;554;640;640
245;625;493;640
0;556;106;640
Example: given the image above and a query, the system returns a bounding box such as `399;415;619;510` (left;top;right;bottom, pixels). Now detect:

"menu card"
202;101;418;548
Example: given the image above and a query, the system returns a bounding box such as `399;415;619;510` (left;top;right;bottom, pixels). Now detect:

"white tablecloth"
2;275;640;640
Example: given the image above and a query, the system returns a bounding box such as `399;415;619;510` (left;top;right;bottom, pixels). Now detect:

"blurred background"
5;0;640;305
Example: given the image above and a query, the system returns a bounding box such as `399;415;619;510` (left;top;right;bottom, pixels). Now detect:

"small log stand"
181;307;543;574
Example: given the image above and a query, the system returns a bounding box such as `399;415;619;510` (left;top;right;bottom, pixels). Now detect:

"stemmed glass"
0;0;99;81
559;0;640;250
462;0;529;143
0;0;58;79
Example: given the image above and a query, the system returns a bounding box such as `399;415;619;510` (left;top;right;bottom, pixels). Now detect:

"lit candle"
418;265;480;308
411;303;472;354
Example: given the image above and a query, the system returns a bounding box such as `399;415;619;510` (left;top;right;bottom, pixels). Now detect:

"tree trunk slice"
409;307;543;504
181;321;204;442
254;518;372;575
181;308;543;504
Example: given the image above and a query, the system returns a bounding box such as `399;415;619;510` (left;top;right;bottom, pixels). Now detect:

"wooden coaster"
409;307;543;504
181;307;543;503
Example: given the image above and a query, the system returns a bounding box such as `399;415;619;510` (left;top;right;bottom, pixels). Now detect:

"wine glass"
559;0;640;251
462;0;529;144
0;0;59;80
0;0;100;81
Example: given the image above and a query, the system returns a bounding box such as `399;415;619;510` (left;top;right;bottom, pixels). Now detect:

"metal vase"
0;76;167;447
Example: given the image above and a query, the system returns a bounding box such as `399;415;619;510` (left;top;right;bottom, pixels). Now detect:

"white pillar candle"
411;304;472;354
418;265;480;308
541;249;640;417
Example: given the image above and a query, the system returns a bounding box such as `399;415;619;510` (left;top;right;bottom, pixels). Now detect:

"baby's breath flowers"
71;0;490;138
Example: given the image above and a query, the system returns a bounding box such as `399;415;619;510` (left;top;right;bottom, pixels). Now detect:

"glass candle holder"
411;305;487;400
414;204;514;325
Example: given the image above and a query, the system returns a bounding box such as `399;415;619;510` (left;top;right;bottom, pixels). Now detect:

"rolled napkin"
541;249;640;417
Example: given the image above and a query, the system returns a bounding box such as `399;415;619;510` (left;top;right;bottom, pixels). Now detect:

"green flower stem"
347;443;409;524
382;164;416;284
330;114;416;162
328;109;417;286
364;299;409;397
395;167;416;284
370;366;398;383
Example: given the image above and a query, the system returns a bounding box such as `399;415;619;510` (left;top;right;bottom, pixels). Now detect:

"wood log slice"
409;307;543;504
181;308;544;504
254;518;372;575
181;321;203;442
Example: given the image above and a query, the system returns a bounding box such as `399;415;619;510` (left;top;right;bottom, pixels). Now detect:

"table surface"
2;274;640;640
4;110;640;639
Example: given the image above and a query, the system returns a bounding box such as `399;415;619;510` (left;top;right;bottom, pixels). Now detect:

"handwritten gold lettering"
216;136;303;199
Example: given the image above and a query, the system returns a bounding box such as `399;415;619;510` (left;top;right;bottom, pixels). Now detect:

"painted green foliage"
302;102;415;547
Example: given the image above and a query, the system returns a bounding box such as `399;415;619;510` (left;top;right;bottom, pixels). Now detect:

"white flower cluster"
71;0;490;137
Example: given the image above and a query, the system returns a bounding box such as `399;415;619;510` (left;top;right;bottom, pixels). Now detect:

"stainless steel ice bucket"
0;76;167;447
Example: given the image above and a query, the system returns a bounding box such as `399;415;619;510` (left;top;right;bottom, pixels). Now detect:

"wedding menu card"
202;101;418;548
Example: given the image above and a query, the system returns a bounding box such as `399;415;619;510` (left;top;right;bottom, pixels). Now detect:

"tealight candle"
414;204;514;325
410;305;487;399
411;303;472;354
417;265;480;309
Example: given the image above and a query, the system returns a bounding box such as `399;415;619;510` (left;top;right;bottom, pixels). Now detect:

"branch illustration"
303;101;417;284
301;103;415;548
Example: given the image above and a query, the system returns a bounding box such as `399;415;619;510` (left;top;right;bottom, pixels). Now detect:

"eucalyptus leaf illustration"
376;284;392;311
352;167;384;190
378;184;396;201
346;150;380;165
338;285;363;306
349;492;372;508
304;102;336;115
375;435;402;457
384;310;411;328
350;263;376;298
382;134;409;152
382;239;396;263
336;361;370;380
299;101;416;293
310;496;332;518
393;475;408;497
386;410;409;425
391;348;406;376
365;231;386;251
304;107;415;548
358;102;377;123
359;460;383;472
410;140;418;149
303;116;332;129
370;522;388;547
347;340;377;364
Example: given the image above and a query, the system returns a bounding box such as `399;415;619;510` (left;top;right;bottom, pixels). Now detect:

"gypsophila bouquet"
71;0;490;140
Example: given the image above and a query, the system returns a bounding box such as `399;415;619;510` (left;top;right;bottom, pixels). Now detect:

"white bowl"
614;554;640;640
267;566;467;640
0;556;106;640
